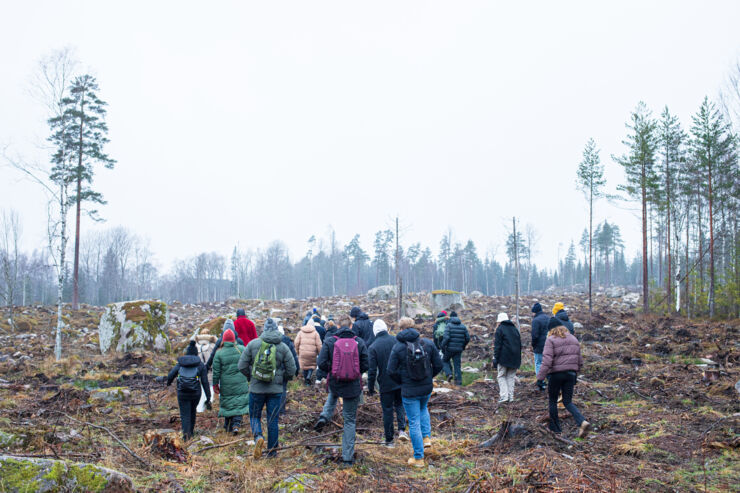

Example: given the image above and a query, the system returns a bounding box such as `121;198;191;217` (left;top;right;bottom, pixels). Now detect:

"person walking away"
238;318;297;458
234;309;257;346
313;320;339;384
367;319;408;447
278;325;300;416
211;329;249;434
492;313;521;403
295;321;322;385
531;303;549;391
536;318;590;438
550;302;575;335
316;315;369;466
432;311;449;352
350;306;375;346
207;319;244;370
167;341;211;441
440;311;470;386
313;316;327;342
387;317;443;468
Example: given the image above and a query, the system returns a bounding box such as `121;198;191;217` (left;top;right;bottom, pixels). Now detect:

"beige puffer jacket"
294;324;322;370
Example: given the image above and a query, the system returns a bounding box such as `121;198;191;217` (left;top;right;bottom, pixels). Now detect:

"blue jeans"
444;351;462;383
320;391;338;421
534;352;543;376
279;381;288;417
249;393;281;453
402;394;431;459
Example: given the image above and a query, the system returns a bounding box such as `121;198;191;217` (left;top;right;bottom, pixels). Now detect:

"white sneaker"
383;441;395;448
398;431;409;442
498;397;508;404
508;395;515;402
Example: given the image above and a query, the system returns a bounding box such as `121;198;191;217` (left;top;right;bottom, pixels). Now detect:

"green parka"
212;342;250;417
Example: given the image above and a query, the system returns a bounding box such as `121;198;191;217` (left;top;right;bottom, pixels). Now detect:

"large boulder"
98;300;170;354
468;291;484;298
367;285;397;301
403;300;432;318
0;455;134;492
430;290;465;312
605;286;626;298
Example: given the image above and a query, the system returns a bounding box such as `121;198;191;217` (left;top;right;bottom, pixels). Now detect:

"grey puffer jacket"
238;329;297;394
536;333;583;380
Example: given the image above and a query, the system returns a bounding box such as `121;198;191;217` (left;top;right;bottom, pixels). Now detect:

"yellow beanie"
552;302;564;315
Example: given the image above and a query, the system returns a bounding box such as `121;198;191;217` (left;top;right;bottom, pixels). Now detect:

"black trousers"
224;415;243;432
547;371;585;433
380;388;406;443
302;369;314;385
177;393;200;439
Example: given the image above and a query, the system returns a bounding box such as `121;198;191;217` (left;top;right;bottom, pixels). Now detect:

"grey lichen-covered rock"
367;285;397;301
431;290;465;312
98;300;170;354
468;291;485;298
403;301;432;318
274;473;319;492
605;286;626;298
0;454;134;492
89;387;131;403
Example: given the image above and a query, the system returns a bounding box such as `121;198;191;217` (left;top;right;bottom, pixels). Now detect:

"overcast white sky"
1;1;739;272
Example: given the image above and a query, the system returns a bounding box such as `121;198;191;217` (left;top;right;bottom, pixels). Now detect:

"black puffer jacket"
352;312;375;347
167;355;211;401
553;310;575;335
317;327;369;399
387;328;443;398
282;334;301;377
493;321;522;369
531;311;550;354
441;316;470;355
367;331;401;394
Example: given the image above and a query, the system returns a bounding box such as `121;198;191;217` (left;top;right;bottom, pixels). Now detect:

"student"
531;303;550;391
387;317;443;468
234;309;258;346
492;313;521;403
440;311;470;386
207;319;244;370
550;302;575;335
536;318;590;438
295;321;323;385
238;318;296;458
367;319;408;447
316;315;369;466
432;311;449;351
211;329;249;435
278;325;300;416
350;306;375;346
167;341;211;441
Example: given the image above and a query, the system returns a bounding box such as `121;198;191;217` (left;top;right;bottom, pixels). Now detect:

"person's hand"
205;401;212;410
213;384;220;395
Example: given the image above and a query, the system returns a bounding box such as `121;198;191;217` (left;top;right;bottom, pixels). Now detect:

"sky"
1;0;739;273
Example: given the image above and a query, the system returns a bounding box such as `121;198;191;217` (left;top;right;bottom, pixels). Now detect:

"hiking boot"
398;431;409;442
423;437;432;448
313;417;328;431
383;441;395;448
577;421;591;439
253;436;265;459
446;374;453;383
231;426;239;436
407;457;425;468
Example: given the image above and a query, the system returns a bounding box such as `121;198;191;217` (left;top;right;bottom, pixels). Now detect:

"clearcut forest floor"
0;292;738;492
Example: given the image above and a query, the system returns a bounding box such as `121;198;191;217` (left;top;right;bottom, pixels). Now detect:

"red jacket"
234;316;257;346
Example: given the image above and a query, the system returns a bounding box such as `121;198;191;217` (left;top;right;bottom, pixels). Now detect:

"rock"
187;435;214;453
98;300;170;354
403;301;431;318
622;293;640;306
275;473;319;493
0;454;134;492
431;290;465;312
605;287;626;298
367;285;397;301
735;380;740;397
89;387;131;403
462;366;479;373
0;430;18;447
468;291;484;298
573;322;583;330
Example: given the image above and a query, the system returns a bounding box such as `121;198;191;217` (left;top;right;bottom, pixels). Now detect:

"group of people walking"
166;300;589;467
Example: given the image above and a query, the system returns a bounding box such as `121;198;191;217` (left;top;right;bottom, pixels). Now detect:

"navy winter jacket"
493;321;522;369
367;331;401;394
441;317;470;355
352;313;375;347
387;328;443;398
531;311;550;354
317;327;370;399
282;334;301;377
167;355;211;401
552;310;575;335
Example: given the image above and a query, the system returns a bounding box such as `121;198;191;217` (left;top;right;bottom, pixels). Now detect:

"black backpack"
177;365;201;393
406;340;431;381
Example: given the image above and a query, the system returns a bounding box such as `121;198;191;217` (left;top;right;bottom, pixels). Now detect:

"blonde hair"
548;325;569;339
398;317;415;330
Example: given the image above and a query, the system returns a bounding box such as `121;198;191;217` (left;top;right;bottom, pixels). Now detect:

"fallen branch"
197;427;372;454
536;425;576;446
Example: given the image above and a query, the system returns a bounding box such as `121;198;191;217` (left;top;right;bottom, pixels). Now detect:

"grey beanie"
223;319;235;333
263;318;279;332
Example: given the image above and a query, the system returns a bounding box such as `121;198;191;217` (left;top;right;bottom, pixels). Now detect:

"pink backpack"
331;336;361;382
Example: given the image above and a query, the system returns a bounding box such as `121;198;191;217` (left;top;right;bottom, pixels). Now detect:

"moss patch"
432;290;461;295
0;458;41;492
44;461;108;492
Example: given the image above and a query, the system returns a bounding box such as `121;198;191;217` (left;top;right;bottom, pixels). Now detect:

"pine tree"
577;138;606;316
614;102;657;313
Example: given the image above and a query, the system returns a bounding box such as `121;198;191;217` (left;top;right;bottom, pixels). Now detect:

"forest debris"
143;429;189;463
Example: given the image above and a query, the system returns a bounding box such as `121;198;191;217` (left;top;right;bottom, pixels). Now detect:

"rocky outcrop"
468;291;485;298
367;285;397;301
403;300;432;318
431;290;465;312
98;301;170;354
0;455;134;492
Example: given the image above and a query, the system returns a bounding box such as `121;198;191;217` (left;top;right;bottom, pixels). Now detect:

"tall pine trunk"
641;160;649;313
71;87;86;310
707;150;715;317
588;183;593;316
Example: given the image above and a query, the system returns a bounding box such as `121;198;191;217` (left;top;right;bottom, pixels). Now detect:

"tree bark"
71;87;85;310
642;161;649;313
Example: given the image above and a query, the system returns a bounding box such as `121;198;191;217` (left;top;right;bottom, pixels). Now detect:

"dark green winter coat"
212;342;250;417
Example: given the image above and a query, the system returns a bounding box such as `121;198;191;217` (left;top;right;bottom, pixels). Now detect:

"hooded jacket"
234;315;257;346
352;312;375;347
317;326;370;399
387;328;443;398
441;316;470;355
282;334;300;378
207;321;245;369
212;341;249;417
294;324;322;370
536;332;583;380
551;310;575;335
493;321;522;369
367;331;401;394
167;354;211;401
531;311;550;354
238;328;297;395
314;321;327;342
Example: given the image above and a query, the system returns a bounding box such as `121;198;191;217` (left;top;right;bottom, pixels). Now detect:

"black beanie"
449;311;458;318
547;316;563;331
186;340;198;356
350;307;361;318
236;308;246;317
532;302;542;314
